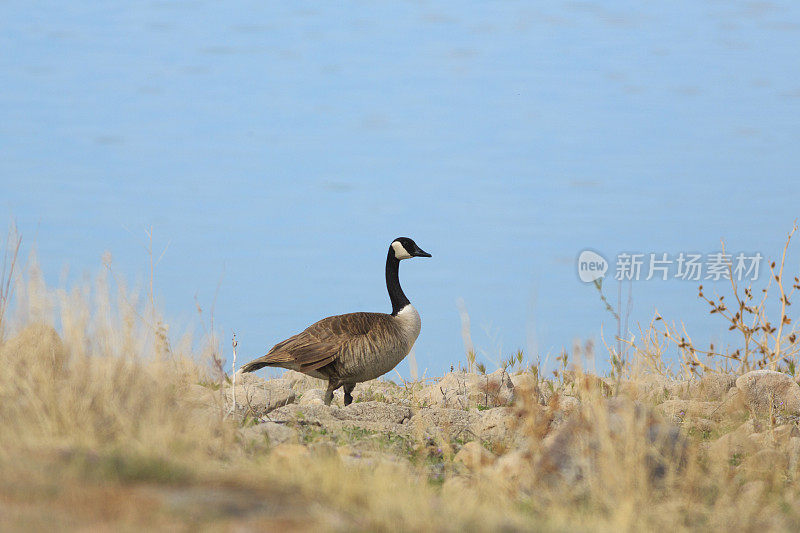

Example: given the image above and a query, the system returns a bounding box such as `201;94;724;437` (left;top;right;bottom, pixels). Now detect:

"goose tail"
239;357;272;373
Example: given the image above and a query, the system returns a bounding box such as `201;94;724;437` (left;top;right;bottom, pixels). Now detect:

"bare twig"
231;333;238;416
770;224;797;367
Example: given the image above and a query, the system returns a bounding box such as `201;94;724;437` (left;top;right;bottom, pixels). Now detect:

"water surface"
2;1;800;375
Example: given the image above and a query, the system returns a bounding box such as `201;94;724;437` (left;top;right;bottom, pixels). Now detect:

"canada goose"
240;237;431;406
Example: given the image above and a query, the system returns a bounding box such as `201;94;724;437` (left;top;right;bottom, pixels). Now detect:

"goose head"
390;237;431;260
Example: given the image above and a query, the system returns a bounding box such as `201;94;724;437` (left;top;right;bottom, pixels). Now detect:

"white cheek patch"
391;241;412;260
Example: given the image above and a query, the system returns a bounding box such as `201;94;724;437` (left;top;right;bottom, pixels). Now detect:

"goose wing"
247;312;396;373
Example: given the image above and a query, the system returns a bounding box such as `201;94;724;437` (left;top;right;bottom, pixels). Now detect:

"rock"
269;404;337;426
298;389;327;406
707;419;764;462
419;370;515;409
692;374;737;401
241;421;298;446
229;374;296;415
621;374;736;404
619;374;672;403
339;450;410;469
723;387;748;414
472;407;515;444
556;395;581;413
298;388;347;407
454;442;495;470
410;407;481;440
747;423;800;448
545;395;582;429
656;399;726;422
336;402;412;424
510;372;538;392
510;374;543;405
661;374;736;402
562;371;613;397
735;370;800;416
292;379;406;407
281;370;326;392
684;417;718;434
419;372;476;409
353;379;404;403
473;369;516;407
268;403;411;439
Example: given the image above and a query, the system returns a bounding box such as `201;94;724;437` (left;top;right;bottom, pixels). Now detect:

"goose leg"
343;383;355;406
324;380;339;406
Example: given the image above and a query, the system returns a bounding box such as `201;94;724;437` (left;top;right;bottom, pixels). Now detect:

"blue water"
2;1;800;376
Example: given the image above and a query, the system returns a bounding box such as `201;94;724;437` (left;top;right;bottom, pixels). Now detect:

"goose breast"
337;305;421;382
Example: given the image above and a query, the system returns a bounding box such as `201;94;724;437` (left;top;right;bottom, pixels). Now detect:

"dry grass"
2;233;800;531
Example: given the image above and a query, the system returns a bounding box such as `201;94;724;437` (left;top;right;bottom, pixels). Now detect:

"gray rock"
241;421;298;446
546;395;582;429
280;370;326;392
419;370;515;409
229;374;296;416
298;388;327;406
474;369;516;407
707;419;764;462
472;407;515;444
619;374;672;403
510;373;541;404
267;403;410;438
561;372;613;397
510;372;538;391
268;403;336;425
353;379;405;403
419;372;475;408
666;374;737;401
410;407;481;440
656;399;726;422
735;369;800;416
336;402;412;424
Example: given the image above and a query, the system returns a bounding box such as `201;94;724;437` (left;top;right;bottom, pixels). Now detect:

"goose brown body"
240;237;430;406
240;306;420;382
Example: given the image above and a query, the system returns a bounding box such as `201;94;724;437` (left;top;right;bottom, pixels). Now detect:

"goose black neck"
386;249;410;316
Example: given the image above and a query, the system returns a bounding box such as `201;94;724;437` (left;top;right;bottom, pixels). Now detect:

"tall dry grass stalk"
231;332;238;415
